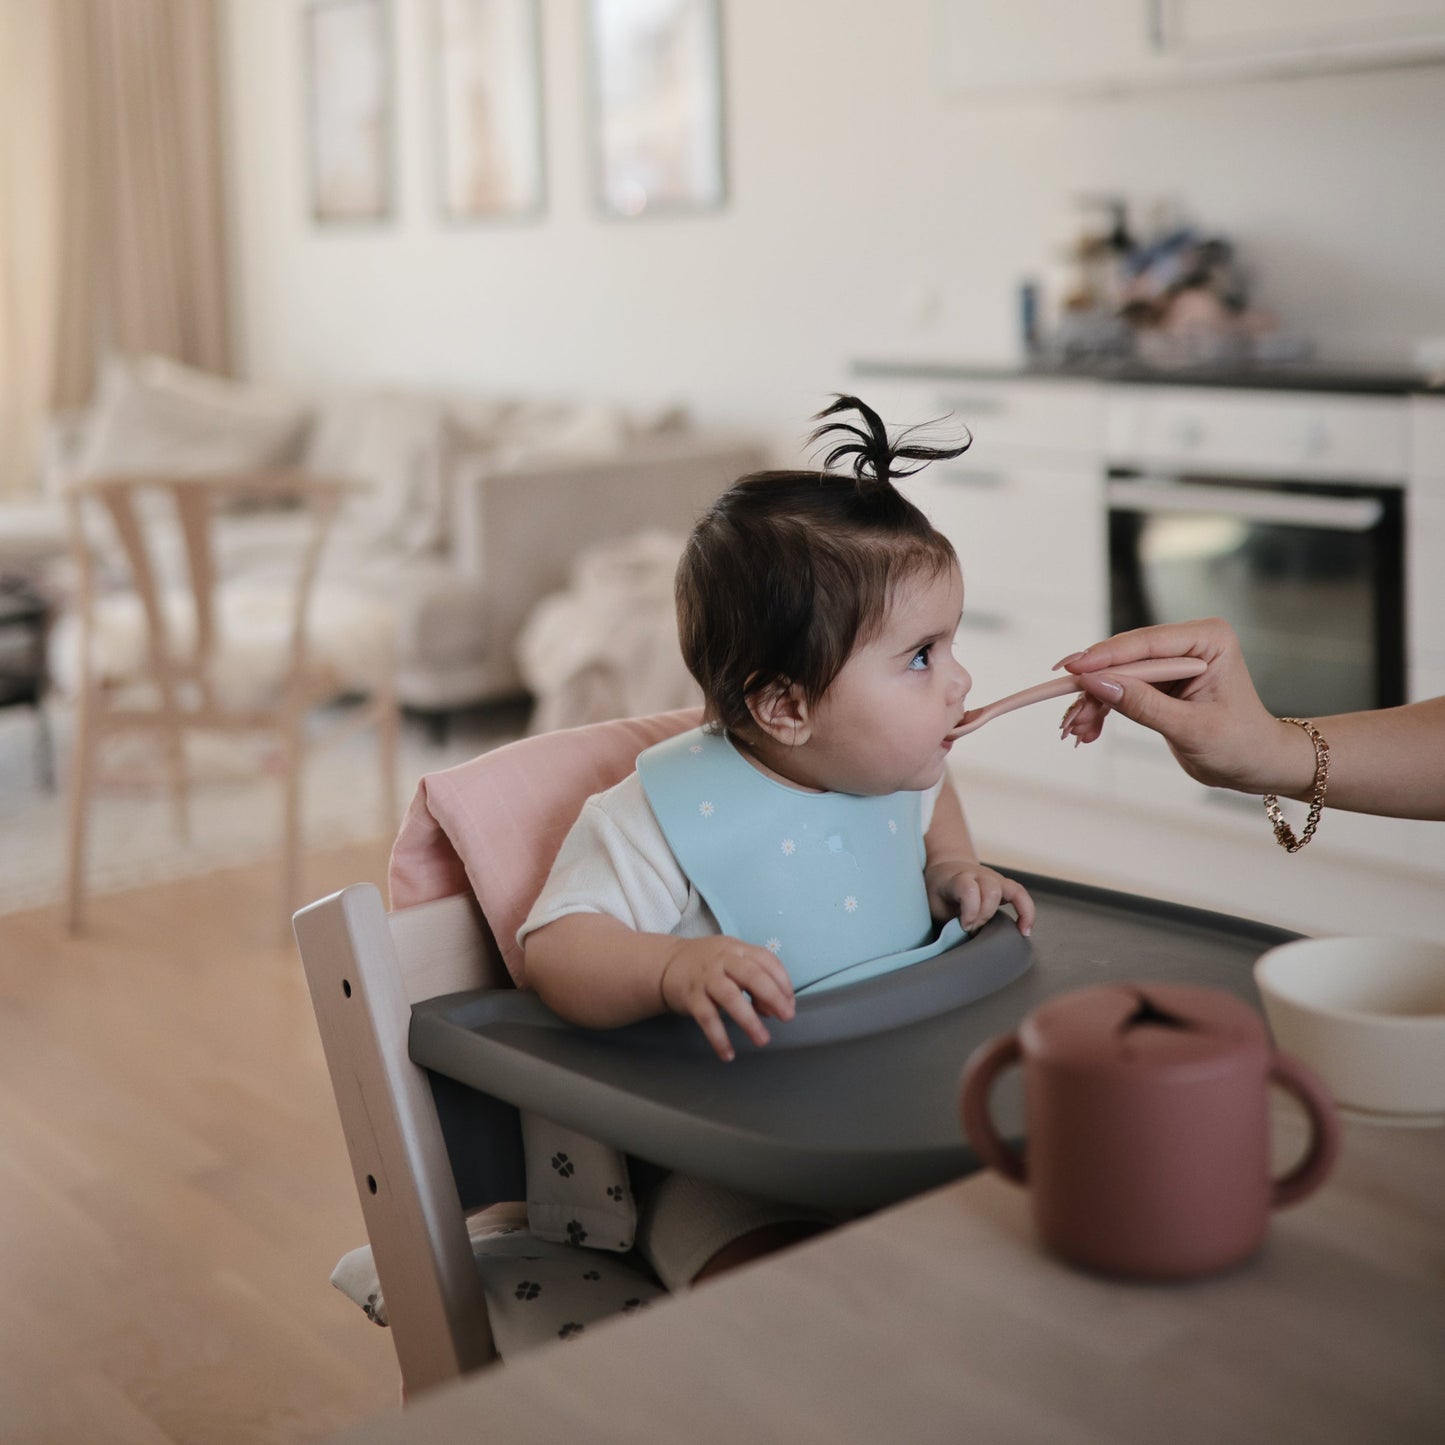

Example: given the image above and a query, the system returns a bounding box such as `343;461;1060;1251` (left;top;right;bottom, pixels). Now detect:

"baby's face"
803;561;971;795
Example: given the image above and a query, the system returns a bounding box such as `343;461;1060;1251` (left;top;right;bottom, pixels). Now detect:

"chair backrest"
295;884;502;1394
296;708;702;1396
64;470;355;708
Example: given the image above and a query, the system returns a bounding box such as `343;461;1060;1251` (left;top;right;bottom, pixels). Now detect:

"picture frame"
304;0;394;224
435;0;546;220
587;0;727;218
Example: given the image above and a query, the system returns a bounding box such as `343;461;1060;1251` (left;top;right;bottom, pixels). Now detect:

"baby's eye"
908;645;932;672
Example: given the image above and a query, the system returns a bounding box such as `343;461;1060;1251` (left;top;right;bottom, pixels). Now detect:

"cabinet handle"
1107;478;1384;532
938;469;1009;490
936;394;1007;418
1147;0;1168;52
957;612;1011;633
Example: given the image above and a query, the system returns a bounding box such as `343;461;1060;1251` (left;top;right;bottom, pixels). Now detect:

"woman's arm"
1286;699;1445;820
1059;618;1445;820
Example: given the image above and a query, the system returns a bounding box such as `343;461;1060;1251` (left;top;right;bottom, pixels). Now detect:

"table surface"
329;1105;1445;1445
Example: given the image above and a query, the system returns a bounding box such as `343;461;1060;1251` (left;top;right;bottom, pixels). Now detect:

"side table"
0;578;56;789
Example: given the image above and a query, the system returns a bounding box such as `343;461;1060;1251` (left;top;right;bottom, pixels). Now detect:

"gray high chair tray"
411;871;1296;1213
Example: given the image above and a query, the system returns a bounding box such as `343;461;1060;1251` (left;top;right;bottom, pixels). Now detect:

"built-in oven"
1107;471;1405;720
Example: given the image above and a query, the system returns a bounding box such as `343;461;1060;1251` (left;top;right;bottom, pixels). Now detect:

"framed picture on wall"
435;0;546;220
587;0;727;218
304;0;393;223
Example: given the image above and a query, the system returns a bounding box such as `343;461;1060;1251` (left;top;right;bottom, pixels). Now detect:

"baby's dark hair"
676;395;970;737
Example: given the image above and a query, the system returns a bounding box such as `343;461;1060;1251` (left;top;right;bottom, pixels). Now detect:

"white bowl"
1255;937;1445;1125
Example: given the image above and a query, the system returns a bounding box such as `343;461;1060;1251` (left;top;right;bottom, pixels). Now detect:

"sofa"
22;355;765;726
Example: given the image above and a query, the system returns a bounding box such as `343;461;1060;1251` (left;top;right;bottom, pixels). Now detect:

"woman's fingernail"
1051;651;1085;671
1082;675;1124;701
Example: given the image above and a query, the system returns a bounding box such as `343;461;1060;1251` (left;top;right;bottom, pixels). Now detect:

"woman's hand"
659;936;796;1062
1055;617;1313;796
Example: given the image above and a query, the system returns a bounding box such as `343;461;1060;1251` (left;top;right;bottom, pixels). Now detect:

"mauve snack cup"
959;983;1340;1280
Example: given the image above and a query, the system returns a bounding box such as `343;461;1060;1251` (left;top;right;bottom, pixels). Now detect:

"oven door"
1107;475;1405;719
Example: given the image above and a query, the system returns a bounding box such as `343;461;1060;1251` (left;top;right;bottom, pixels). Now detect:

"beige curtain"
0;0;230;499
0;1;69;498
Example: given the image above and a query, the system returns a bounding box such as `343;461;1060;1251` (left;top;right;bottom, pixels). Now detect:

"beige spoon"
948;656;1208;739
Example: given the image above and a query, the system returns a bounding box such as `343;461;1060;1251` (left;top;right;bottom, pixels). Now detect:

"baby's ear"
745;679;812;747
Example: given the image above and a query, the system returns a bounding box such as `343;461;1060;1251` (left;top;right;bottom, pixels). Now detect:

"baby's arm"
922;776;1035;936
524;915;794;1062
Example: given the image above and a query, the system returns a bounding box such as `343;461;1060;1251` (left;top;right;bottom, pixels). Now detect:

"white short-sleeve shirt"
518;772;944;950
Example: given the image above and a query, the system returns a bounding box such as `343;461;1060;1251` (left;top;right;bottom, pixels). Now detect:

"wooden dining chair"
59;471;399;932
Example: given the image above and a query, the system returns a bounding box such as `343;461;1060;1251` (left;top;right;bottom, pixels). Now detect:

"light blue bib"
636;727;967;995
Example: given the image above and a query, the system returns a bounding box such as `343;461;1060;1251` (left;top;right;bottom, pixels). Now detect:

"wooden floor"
0;841;406;1444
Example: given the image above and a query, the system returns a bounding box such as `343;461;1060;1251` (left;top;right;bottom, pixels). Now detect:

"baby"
519;394;1034;1287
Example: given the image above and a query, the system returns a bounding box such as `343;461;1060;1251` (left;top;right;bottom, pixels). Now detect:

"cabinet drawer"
1407;492;1445;675
905;461;1105;615
1410;396;1445;492
950;602;1107;702
1106;387;1409;482
1410;663;1445;706
854;372;1103;458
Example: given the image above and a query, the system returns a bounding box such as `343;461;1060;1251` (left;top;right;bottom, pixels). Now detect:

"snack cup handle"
959;1032;1028;1185
1269;1052;1342;1207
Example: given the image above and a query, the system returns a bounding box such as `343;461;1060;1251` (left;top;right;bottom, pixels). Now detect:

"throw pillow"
73;355;312;483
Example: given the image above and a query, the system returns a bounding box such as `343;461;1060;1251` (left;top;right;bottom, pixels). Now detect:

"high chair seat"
329;1205;666;1356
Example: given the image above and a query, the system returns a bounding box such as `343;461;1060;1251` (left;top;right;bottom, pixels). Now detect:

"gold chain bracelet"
1262;718;1330;853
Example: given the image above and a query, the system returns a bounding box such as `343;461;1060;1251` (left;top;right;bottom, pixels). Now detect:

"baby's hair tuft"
807;394;972;488
676;394;966;739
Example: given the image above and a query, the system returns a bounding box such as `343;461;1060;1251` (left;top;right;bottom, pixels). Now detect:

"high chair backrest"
295;708;702;1395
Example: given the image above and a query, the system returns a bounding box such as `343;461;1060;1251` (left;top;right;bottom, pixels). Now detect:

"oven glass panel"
1110;489;1404;719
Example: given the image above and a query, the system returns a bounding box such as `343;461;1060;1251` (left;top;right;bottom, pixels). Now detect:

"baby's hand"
925;860;1035;938
659;936;796;1062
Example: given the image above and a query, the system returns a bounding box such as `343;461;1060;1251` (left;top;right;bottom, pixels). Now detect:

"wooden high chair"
59;471;399;933
295;711;1290;1399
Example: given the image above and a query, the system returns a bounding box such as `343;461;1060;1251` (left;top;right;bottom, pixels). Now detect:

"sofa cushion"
48;579;396;707
303;390;450;557
73;356;312;483
446;397;631;472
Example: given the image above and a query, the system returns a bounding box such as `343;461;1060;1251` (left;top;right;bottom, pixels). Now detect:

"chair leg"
35;696;57;792
161;712;190;844
64;694;97;934
377;686;400;839
281;711;307;935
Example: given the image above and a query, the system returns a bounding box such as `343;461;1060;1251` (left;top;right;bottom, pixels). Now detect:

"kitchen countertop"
853;356;1444;396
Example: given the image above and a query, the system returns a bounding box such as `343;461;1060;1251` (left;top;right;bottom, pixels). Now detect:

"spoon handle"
951;656;1206;738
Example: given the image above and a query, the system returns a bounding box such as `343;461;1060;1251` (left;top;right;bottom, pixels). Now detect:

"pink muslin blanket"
388;708;702;984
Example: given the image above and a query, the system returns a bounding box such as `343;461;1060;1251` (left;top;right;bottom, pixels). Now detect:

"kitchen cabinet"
852;361;1445;900
1168;0;1445;66
938;0;1445;99
936;1;1167;99
1407;396;1445;700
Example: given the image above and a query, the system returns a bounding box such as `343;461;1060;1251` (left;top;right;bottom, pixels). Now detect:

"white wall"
224;1;1445;452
